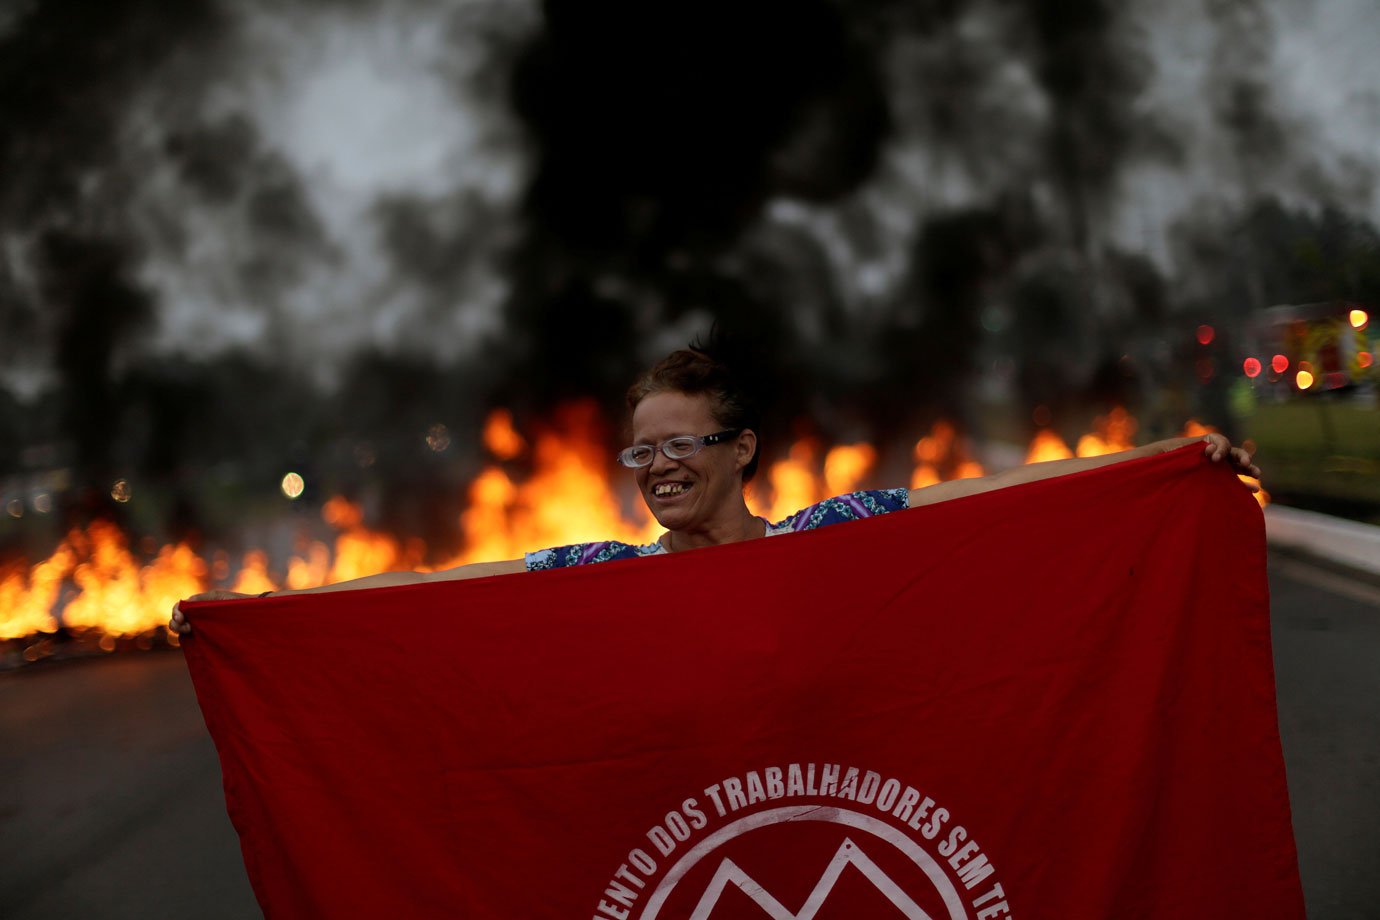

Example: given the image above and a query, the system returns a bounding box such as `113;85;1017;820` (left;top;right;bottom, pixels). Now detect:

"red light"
1359;352;1374;369
1271;354;1289;374
1325;372;1347;389
1196;325;1215;345
1243;358;1261;378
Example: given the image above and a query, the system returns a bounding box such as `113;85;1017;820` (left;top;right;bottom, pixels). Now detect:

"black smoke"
1;0;1377;549
0;0;228;526
499;0;891;426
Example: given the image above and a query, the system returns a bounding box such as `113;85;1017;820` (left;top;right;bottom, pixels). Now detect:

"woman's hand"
168;590;258;635
1196;433;1262;490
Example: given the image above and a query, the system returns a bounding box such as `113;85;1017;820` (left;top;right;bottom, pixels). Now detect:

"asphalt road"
1;553;1377;919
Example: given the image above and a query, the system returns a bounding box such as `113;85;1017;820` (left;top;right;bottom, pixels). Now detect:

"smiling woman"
524;348;908;569
169;341;1261;634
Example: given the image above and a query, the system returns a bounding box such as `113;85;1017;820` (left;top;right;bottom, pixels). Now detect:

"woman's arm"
908;434;1261;508
271;558;527;596
169;558;526;634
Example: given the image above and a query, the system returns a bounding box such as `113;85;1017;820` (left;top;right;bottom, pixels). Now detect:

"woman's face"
629;390;754;532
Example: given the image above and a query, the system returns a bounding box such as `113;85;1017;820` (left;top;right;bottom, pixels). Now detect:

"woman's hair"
626;340;762;483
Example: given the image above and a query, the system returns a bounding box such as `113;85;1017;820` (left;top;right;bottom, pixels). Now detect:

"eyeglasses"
616;429;743;468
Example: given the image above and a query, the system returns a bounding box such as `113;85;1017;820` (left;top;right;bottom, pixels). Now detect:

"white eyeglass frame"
616;429;742;469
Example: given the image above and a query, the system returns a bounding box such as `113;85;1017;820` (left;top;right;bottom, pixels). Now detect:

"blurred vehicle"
1240;302;1377;521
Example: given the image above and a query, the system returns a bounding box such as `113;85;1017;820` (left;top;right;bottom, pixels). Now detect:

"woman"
170;346;1260;633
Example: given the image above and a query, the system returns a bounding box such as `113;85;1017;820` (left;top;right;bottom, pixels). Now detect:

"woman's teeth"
654;482;690;497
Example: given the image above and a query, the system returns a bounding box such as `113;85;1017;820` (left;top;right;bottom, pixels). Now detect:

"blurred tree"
1174;197;1380;315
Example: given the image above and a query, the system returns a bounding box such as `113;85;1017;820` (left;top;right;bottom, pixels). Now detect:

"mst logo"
590;763;1012;920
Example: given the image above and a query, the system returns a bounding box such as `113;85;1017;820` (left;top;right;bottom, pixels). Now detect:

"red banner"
183;446;1304;918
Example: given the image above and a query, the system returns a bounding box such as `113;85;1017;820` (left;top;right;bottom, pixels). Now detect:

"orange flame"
230;550;276;595
1026;430;1074;464
482;409;526;460
748;438;823;524
0;541;72;638
1075;407;1137;457
1181;419;1216;438
286;542;332;591
909;465;941;490
909;420;985;486
0;404;1272;644
55;522;204;638
823;444;878;496
447;402;659;566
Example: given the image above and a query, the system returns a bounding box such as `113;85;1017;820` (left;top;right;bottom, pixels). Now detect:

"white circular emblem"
639;805;970;920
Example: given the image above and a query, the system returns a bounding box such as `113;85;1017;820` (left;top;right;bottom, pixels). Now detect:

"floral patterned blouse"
524;488;910;571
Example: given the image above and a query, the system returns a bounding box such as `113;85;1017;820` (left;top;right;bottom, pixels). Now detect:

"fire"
748;438;823;524
1026;430;1074;464
823;444;878;496
225;506;417;596
329;528;419;584
446;402;661;565
482;409;526;461
286;543;332;590
453;468;521;566
748;440;880;521
1074;407;1137;457
230;550;276;595
909;466;941;490
322;495;364;529
910;420;985;488
4;522;207;644
0;404;1271;647
0;540;72;638
1181;419;1215;438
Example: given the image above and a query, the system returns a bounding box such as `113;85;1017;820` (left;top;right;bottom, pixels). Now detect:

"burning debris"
0;406;1266;666
0;0;1356;671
